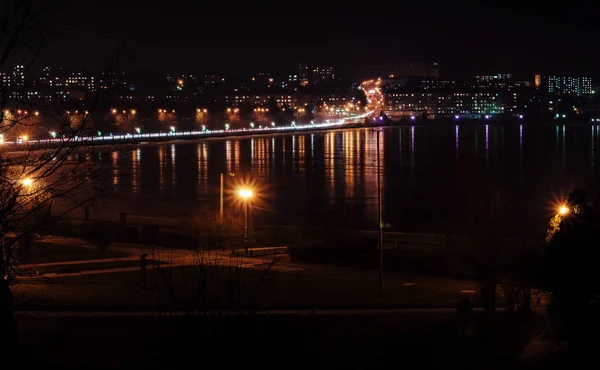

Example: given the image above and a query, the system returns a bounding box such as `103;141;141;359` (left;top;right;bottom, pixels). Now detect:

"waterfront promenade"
0;111;374;150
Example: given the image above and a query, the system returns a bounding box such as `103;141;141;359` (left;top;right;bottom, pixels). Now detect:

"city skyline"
39;2;600;80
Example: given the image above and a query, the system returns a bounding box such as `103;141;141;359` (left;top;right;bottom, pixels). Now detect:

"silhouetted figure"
137;253;148;288
543;189;600;341
456;297;473;336
119;212;127;226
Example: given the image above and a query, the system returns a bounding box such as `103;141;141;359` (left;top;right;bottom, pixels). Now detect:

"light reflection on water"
103;125;600;239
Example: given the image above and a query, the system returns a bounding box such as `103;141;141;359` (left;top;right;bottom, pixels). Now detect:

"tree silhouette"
543;189;600;339
0;0;109;349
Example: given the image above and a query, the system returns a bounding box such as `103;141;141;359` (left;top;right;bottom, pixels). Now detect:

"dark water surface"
91;124;600;239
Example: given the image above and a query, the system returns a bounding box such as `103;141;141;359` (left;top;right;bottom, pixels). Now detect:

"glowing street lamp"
250;122;255;128
271;122;275;127
135;127;141;134
50;131;56;138
170;126;175;133
559;205;569;215
21;177;33;187
239;188;253;244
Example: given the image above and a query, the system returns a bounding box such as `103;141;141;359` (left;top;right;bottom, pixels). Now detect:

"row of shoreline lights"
112;109;136;114
3;109;40;116
394;114;525;121
5;110;372;142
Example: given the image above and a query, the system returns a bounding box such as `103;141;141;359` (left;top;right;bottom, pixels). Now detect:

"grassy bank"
13;262;484;311
17;310;546;369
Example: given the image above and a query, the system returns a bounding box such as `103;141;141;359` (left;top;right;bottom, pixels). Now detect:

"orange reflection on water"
226;140;232;173
112;151;119;186
197;142;208;194
298;135;306;173
170;144;176;189
325;132;335;200
132;148;140;194
343;130;357;199
158;146;165;192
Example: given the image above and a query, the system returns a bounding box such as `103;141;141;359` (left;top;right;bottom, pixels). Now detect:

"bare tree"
0;0;109;348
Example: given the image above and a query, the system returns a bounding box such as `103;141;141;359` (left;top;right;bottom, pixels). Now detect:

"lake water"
88;124;600;240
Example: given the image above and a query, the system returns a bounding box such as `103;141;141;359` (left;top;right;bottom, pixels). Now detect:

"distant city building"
298;63;309;86
204;74;225;85
64;72;95;91
167;73;196;91
475;73;513;81
12;65;25;87
311;66;336;84
99;71;127;90
535;74;593;96
0;72;11;88
390;62;439;78
382;75;529;118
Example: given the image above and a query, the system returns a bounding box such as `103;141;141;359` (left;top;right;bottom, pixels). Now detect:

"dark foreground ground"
16;310;545;370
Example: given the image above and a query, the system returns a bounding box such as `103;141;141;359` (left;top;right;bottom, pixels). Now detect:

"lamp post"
219;172;236;222
376;127;383;296
239;189;253;246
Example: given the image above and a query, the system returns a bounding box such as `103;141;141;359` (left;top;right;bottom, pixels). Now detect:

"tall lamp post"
376;128;384;296
220;172;235;222
239;189;253;246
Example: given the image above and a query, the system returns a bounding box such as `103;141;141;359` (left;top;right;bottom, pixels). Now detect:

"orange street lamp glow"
239;189;253;201
559;205;569;215
21;177;33;187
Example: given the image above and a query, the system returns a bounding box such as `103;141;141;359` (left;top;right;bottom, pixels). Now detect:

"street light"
21;177;33;187
559;205;569;215
239;188;253;245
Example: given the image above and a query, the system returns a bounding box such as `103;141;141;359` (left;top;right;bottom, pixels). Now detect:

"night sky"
44;1;600;80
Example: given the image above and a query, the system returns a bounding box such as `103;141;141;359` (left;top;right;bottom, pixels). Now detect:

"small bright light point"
559;205;569;215
519;114;524;119
455;115;459;120
239;189;253;200
170;126;175;132
135;127;141;134
21;178;33;187
271;122;275;127
22;135;28;141
50;131;56;138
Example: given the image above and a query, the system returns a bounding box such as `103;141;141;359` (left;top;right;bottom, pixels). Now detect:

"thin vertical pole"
244;200;249;244
219;173;224;222
377;129;384;296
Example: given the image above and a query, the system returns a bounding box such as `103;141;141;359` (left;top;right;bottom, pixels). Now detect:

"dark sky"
42;1;600;80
